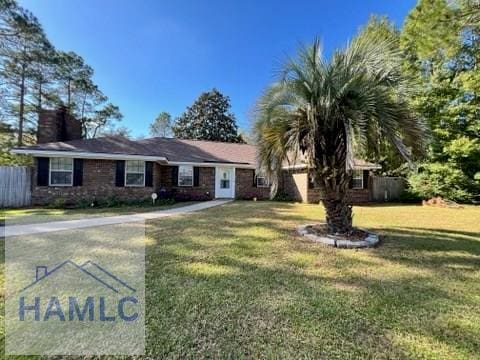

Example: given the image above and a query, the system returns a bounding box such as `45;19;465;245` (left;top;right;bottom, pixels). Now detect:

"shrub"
48;198;67;209
408;163;477;203
156;198;176;206
74;196;176;209
398;189;422;203
272;190;295;202
174;192;211;202
76;198;93;209
102;195;122;208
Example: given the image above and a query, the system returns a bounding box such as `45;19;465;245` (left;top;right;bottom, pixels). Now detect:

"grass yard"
144;201;480;359
2;201;480;358
0;201;195;225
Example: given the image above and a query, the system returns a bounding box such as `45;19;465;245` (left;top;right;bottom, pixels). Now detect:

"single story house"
12;109;380;205
281;159;381;203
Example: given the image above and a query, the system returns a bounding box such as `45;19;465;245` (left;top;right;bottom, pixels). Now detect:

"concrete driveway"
4;200;231;237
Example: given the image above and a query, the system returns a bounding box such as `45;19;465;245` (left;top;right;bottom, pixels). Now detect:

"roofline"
282;164;309;170
353;165;382;170
11;149;255;168
154;161;255;169
282;163;382;171
11;149;168;162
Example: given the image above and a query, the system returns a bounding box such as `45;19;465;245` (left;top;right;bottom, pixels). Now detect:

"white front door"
215;167;235;198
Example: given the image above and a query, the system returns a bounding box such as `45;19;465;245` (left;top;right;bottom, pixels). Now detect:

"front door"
215;167;235;198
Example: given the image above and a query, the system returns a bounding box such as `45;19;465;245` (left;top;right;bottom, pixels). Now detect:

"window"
220;170;230;189
125;160;145;186
178;165;193;186
352;169;363;189
256;176;269;188
49;157;73;186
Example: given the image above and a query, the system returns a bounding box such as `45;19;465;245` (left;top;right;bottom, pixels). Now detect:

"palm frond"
253;28;428;197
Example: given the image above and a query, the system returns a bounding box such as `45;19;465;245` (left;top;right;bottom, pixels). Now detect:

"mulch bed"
307;224;369;242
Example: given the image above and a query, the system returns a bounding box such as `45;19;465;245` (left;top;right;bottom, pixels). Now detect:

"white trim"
281;164;309;170
215;166;235;199
11;149;255;168
49;157;73;187
178;165;194;187
11;149;167;162
282;163;381;170
169;161;254;169
256;176;269;188
124;160;146;187
352;165;382;170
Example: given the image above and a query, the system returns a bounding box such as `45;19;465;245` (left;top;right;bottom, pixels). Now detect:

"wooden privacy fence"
0;166;32;208
371;176;406;202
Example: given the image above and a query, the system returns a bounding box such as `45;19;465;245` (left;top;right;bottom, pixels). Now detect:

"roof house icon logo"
20;260;136;294
5;222;145;355
17;260;139;323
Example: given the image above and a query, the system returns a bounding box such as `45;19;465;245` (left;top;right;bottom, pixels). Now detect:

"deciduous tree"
401;0;480;202
173;89;243;143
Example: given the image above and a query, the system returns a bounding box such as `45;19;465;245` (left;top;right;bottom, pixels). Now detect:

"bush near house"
408;163;478;203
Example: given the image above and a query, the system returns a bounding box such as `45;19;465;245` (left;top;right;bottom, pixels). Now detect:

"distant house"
281;159;381;204
12;108;380;206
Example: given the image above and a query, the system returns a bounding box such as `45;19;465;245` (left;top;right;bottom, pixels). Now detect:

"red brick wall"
37;108;82;144
307;188;370;204
32;159;160;205
235;168;270;200
32;161;271;205
160;166;215;200
280;169;372;204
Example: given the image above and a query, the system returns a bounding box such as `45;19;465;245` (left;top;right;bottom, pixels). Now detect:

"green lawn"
0;201;195;225
2;201;480;358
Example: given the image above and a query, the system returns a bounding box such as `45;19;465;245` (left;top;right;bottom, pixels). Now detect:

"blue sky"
20;0;416;137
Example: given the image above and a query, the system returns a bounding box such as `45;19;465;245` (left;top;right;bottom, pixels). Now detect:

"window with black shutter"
37;157;49;186
171;166;179;186
145;161;153;187
193;167;200;187
73;159;83;186
115;160;125;187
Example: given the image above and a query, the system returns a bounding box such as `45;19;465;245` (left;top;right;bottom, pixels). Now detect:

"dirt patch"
422;196;463;208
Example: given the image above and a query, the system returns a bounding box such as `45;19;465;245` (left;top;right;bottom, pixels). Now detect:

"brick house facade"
31;159;161;205
280;165;377;204
30;159;270;206
13;109;376;206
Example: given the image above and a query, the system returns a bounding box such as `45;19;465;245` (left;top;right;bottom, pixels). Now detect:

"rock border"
296;223;379;249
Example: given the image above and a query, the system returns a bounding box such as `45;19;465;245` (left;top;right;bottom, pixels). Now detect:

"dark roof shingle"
17;137;258;165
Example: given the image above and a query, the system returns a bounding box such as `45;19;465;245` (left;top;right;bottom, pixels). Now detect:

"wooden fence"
371;176;406;202
0;166;32;208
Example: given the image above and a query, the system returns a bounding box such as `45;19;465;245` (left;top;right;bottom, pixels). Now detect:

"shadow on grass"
142;201;480;357
1;201;479;358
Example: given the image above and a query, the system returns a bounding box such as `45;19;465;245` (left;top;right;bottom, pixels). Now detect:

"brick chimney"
37;106;82;144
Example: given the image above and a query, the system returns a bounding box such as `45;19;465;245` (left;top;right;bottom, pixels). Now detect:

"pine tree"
0;0;126;146
0;2;52;145
149;111;172;137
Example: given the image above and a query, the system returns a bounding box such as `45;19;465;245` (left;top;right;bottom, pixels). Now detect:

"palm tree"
254;31;427;235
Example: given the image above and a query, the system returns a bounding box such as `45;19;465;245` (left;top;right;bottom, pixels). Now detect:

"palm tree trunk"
322;197;353;234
